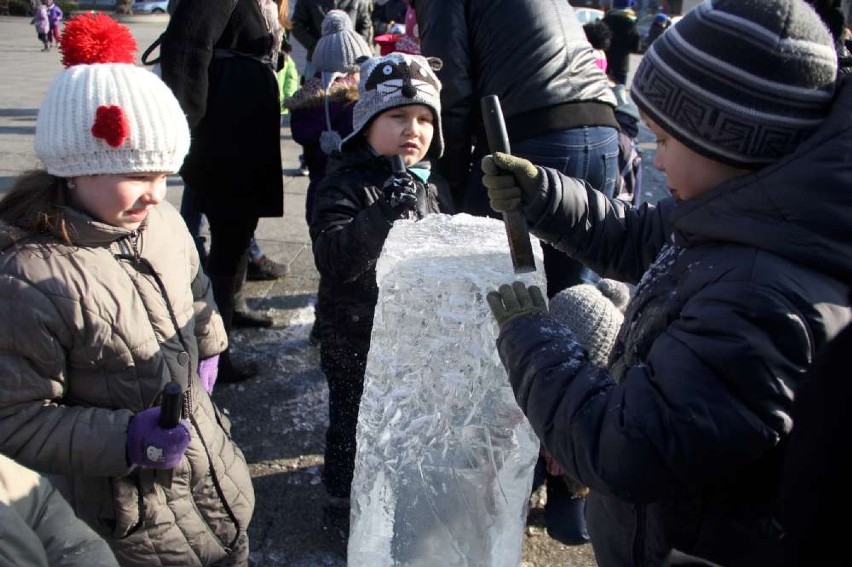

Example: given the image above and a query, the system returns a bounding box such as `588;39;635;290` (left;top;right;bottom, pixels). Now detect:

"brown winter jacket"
0;453;118;567
0;203;254;566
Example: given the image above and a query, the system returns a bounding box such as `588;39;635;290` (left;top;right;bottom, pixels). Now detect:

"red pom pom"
60;13;137;67
91;105;130;147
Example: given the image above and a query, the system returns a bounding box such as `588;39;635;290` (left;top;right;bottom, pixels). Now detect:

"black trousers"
205;213;258;334
319;331;370;499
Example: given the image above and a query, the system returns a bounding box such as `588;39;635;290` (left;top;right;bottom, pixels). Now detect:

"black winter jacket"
310;142;455;340
415;0;617;205
496;80;852;566
292;0;372;60
160;0;284;218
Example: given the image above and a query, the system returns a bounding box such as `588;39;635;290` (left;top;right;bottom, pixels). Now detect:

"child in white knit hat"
0;14;253;566
309;51;455;529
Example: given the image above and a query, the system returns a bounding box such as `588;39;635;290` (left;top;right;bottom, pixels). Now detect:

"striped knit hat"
631;0;837;169
35;14;190;177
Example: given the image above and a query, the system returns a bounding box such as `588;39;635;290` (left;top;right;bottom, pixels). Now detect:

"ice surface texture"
348;214;544;567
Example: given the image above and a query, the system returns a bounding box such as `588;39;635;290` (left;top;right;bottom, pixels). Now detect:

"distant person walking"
31;0;49;51
45;0;61;49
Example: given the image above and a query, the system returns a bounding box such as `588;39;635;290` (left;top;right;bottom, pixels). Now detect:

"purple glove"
126;407;191;469
198;355;220;394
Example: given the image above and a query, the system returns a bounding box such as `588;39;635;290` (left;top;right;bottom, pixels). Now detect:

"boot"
208;273;258;383
217;348;257;384
233;249;274;328
544;476;590;545
234;297;273;328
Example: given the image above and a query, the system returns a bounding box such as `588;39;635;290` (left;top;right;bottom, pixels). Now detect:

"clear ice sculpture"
348;213;544;567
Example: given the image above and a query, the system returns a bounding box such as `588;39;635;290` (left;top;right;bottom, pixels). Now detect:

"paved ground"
0;14;666;566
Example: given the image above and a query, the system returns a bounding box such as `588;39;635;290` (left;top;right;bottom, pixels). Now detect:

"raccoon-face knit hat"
341;52;444;158
34;13;190;177
631;0;837;169
549;279;632;367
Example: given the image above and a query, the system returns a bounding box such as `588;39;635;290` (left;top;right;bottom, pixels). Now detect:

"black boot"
233;249;274;328
217;348;257;384
208;273;258;383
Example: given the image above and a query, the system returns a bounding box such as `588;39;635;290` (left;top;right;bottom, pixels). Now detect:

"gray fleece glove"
481;152;542;213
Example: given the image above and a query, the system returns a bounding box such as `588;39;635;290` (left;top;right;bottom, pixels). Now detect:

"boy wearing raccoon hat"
310;52;455;523
483;0;852;565
0;15;253;565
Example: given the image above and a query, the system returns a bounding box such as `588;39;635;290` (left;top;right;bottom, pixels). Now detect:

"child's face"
645;116;752;201
69;173;169;230
365;104;434;166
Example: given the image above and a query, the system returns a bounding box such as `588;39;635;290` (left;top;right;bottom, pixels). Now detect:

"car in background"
573;7;605;24
131;0;168;14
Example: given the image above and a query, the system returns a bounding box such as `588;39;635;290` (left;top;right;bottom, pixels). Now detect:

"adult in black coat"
160;0;284;381
416;0;620;294
292;0;372;66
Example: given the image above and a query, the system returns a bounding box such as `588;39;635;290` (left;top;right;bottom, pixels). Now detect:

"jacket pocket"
107;473;145;539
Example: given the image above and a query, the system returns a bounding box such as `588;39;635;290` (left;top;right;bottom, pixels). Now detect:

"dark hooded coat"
496;79;852;566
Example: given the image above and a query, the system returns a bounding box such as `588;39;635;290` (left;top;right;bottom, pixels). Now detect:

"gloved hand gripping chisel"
480;95;537;273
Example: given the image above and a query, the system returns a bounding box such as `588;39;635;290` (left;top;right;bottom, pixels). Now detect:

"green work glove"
481;152;542;213
487;281;548;330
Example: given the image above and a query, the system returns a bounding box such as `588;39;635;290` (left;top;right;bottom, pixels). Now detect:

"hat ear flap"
426;57;443;72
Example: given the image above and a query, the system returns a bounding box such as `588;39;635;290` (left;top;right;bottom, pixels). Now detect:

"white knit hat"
342;52;444;158
313;10;373;90
35;14;190;178
549;279;632;367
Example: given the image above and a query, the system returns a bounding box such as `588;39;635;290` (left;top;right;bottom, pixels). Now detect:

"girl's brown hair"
278;0;292;30
0;170;74;245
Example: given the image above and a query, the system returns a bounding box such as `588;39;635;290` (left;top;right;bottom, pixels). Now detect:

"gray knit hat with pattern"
549;279;632;367
342;52;444;158
312;10;372;89
631;0;837;169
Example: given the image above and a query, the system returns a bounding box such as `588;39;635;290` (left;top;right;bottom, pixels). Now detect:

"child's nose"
143;180;167;204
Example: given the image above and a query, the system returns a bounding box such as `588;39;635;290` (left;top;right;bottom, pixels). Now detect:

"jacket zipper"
114;232;242;545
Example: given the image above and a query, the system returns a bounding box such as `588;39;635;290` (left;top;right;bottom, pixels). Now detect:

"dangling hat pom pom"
60;13;137;67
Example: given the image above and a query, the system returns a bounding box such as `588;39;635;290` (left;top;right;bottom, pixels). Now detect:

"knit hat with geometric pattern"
631;0;837;169
549;279;632;367
35;14;190;177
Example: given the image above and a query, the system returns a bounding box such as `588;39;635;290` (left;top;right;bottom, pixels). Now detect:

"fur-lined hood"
283;76;360;111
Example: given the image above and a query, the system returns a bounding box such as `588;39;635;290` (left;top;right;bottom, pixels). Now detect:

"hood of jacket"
283;76;359;111
670;77;852;282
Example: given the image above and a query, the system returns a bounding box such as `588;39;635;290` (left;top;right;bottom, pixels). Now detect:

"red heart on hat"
91;105;129;148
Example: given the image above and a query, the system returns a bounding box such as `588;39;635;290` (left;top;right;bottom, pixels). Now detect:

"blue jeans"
465;126;619;294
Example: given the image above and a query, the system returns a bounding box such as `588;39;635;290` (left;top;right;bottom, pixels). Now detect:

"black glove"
487;281;547;330
481;152;542;213
382;169;419;219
